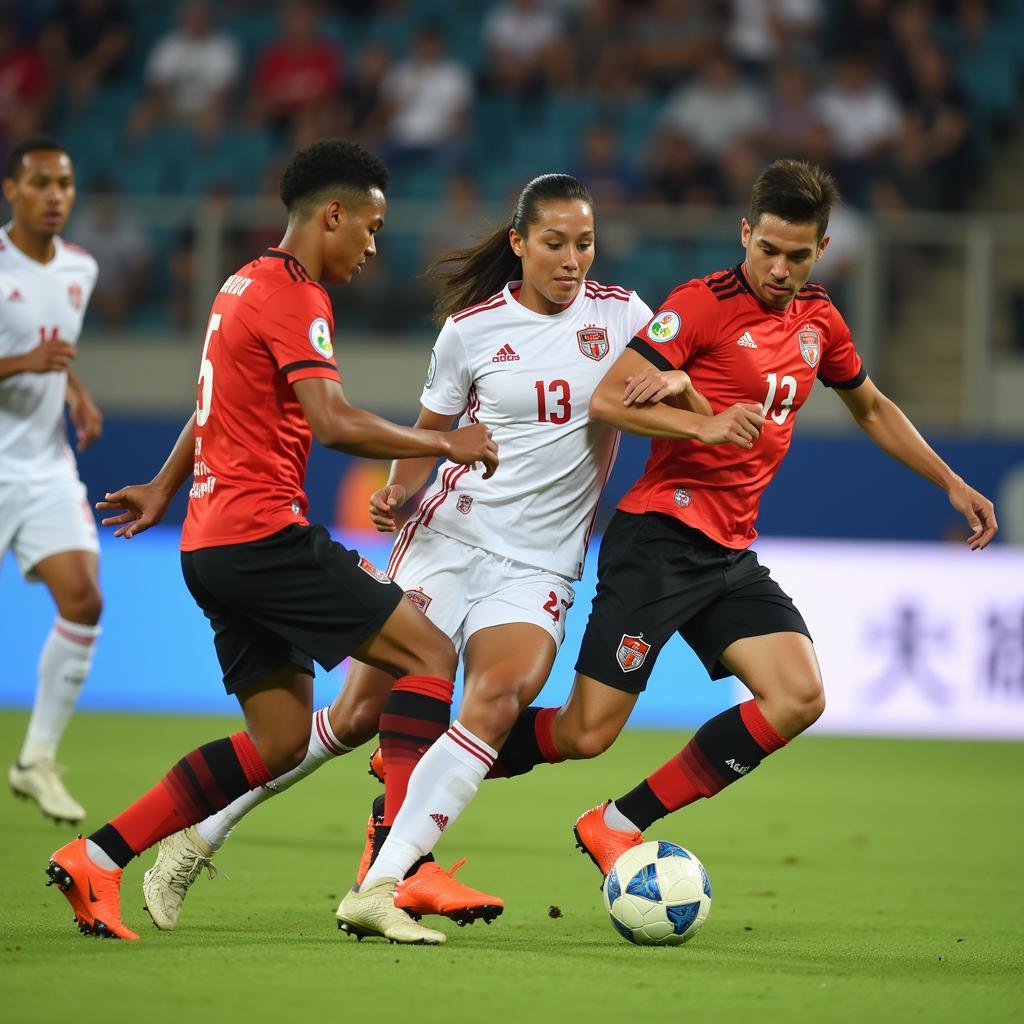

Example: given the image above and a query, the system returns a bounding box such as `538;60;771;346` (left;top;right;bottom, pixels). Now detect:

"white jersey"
399;280;653;580
0;227;97;481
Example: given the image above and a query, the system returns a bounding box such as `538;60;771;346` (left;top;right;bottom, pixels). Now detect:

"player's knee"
408;632;457;681
57;583;103;625
784;675;825;733
337;698;382;747
560;725;616;761
462;686;522;742
259;724;312;777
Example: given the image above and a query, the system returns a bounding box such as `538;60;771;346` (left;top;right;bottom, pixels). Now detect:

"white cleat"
336;878;447;945
9;759;85;823
143;826;218;931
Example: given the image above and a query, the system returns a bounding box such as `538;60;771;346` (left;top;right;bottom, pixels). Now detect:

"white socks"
19;616;99;766
194;707;352;851
603;800;642;833
362;720;497;888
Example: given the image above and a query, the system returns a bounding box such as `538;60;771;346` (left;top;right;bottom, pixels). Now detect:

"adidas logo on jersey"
492;343;520;363
6;289;23;302
737;331;757;349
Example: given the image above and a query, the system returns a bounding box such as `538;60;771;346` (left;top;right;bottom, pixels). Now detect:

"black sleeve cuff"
819;365;867;390
627;337;675;372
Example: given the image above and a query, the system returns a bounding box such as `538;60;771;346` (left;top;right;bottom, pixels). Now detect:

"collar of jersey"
263;246;312;280
501;279;588;322
0;224;60;269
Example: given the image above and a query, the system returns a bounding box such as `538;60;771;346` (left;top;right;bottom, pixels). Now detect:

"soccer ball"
604;841;711;946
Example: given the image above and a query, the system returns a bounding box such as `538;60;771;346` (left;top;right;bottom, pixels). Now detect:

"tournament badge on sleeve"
358;556;391;583
577;325;609;361
616;634;650;673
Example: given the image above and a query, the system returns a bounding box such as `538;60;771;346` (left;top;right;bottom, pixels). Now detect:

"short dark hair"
279;139;389;218
749;159;839;241
5;135;69;180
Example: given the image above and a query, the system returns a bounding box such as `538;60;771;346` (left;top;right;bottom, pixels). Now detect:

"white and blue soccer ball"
603;841;711;946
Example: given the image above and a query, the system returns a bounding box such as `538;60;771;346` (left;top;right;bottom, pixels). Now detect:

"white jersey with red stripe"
0;226;97;482
391;280;653;580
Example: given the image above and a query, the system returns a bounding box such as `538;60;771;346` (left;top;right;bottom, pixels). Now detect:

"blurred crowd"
0;0;1021;330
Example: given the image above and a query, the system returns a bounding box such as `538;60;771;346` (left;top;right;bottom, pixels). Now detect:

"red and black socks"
613;700;788;832
88;732;272;868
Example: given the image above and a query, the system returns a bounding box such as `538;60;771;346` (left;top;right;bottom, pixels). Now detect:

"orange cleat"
367;747;385;784
355;794;385;886
395;858;504;927
573;801;644;877
46;837;140;940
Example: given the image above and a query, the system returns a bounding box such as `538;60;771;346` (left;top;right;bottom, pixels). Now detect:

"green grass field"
3;710;1022;1023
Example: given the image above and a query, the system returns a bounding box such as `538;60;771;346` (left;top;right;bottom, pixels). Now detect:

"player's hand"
622;368;693;407
445;422;499;479
697;403;764;448
948;479;998;550
22;338;76;373
67;388;103;452
369;483;407;533
95;483;171;539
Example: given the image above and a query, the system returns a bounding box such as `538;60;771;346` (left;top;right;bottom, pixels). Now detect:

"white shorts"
0;473;99;581
386;525;576;653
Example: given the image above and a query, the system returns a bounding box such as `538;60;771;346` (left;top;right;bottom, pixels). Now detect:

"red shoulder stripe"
452;290;504;321
453;294;506;322
61;241;92;257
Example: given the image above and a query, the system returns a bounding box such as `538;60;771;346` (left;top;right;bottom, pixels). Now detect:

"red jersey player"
44;139;496;945
478;159;998;882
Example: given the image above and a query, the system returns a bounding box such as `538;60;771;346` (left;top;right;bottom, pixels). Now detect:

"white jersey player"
140;174;712;938
1;138;102;824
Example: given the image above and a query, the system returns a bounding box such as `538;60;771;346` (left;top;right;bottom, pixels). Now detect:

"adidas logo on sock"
430;812;449;832
737;331;757;349
724;757;751;775
492;343;520;363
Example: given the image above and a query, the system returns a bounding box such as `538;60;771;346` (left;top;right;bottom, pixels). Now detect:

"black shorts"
181;524;404;695
575;511;811;694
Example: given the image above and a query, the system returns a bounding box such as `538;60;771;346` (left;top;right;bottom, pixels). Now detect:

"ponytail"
428;172;594;327
428;222;521;326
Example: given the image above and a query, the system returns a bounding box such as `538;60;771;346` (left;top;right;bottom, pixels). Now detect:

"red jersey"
180;248;339;552
619;264;864;549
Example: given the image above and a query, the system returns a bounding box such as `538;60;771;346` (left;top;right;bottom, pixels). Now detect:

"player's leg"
360;620;561;920
601;555;818;855
9;476;102;823
48;663;311;940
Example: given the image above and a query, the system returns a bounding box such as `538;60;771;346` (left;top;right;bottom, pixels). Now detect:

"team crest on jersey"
674;488;692;508
798;326;820;368
358;556;391;584
309;317;333;358
425;350;437;388
456;494;473;515
577;326;609;361
617;634;650;673
647;310;680;343
68;283;83;311
405;588;432;613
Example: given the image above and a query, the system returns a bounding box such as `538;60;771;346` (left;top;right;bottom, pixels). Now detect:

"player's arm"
590;349;763;448
65;366;103;451
369;406;459;532
95;413;197;538
293;378;497;478
0;337;76;380
622;366;714;415
835;375;997;550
